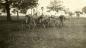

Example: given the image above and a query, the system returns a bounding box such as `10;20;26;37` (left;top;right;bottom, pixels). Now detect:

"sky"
63;0;86;11
38;0;86;12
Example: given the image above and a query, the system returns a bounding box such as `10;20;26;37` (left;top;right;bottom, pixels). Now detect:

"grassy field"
0;17;86;48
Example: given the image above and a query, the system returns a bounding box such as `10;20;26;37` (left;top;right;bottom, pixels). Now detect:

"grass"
0;17;86;48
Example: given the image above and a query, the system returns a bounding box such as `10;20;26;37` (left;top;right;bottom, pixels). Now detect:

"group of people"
25;15;66;28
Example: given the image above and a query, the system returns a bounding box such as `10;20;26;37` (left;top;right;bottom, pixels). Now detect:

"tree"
75;11;83;17
82;6;86;14
0;0;12;21
12;8;19;20
0;13;1;15
68;12;74;17
47;0;63;12
0;0;38;21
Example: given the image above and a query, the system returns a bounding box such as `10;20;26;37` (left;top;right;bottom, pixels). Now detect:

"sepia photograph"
0;0;86;48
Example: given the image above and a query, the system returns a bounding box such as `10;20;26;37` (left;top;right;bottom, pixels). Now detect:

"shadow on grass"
0;21;23;48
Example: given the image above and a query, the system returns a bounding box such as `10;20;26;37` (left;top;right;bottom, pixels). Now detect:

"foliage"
0;0;38;21
47;0;63;12
0;0;38;13
68;12;74;16
82;6;86;13
12;0;38;9
75;11;83;17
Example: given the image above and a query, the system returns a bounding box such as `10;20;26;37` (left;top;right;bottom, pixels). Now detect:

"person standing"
59;15;65;27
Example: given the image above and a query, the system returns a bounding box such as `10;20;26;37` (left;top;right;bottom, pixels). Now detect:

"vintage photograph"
0;0;86;48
